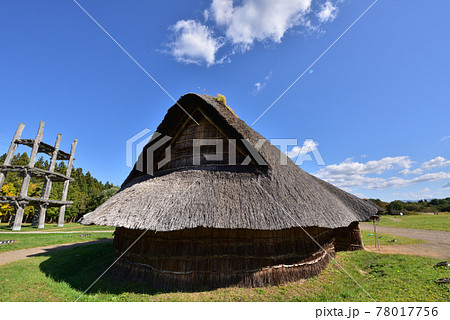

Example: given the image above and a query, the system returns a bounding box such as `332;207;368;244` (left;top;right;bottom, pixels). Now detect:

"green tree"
368;198;389;212
387;200;406;214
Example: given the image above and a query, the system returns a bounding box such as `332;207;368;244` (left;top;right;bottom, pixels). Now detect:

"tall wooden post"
36;134;62;229
373;220;380;250
0;123;25;189
57;139;77;227
12;122;45;231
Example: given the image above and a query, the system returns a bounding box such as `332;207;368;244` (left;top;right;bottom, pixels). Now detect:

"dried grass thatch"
81;93;379;231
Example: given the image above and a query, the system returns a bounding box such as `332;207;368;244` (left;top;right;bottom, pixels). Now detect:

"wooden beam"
0;165;74;182
0;123;25;189
12;121;45;231
36;133;62;229
57;139;77;227
16;139;71;160
0;195;73;207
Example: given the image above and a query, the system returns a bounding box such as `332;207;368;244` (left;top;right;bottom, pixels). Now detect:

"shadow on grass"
0;223;52;231
0;224;22;231
33;241;450;301
38;241;167;296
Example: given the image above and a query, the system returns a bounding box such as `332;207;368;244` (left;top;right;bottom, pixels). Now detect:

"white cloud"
316;156;412;176
210;0;312;50
353;192;368;199
168;20;223;66
210;0;234;26
315;156;450;190
317;1;338;23
400;156;450;175
441;135;450;141
401;172;450;185
392;187;432;200
287;139;319;158
286;139;325;166
203;9;209;22
422;156;450;170
253;71;272;94
167;1;342;65
254;82;262;92
441;181;450;189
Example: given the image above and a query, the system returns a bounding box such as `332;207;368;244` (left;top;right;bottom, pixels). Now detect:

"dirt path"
0;239;113;266
360;224;450;259
384;216;402;222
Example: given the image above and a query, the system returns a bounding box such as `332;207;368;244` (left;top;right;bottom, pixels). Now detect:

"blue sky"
1;0;449;202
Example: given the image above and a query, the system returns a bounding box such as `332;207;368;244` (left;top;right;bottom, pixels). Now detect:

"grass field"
361;214;450;232
0;242;448;302
360;230;426;246
0;223;114;233
0;232;114;253
0;221;446;302
0;223;114;252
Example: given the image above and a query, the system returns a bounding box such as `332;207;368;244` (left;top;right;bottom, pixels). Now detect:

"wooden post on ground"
12;122;45;231
57;139;77;227
36;133;62;229
373;220;380;250
369;215;381;251
0;123;26;189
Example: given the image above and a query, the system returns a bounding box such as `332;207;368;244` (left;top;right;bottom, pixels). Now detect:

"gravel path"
360;224;450;259
0;239;113;266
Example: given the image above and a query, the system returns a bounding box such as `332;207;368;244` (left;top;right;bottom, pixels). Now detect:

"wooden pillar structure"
12;122;45;231
57;139;77;227
0;122;77;231
37;133;62;229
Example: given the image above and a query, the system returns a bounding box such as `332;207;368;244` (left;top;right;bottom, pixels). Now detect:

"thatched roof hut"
81;93;379;290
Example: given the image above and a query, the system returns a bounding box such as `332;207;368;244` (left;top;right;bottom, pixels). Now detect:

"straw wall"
112;226;337;291
333;221;364;251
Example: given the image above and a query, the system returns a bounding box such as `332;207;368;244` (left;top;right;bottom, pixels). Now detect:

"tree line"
369;197;450;215
0;152;118;223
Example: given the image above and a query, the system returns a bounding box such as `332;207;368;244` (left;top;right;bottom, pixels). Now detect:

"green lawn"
0;233;113;253
361;230;426;246
0;223;114;233
362;214;450;232
0;242;448;302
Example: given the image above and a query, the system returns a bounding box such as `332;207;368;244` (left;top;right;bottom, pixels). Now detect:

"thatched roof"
80;93;379;231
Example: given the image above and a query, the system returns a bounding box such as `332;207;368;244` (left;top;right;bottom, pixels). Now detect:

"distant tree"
429;199;439;206
0;183;17;219
387;200;405;214
404;202;425;213
89;187;119;211
368;198;389;211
